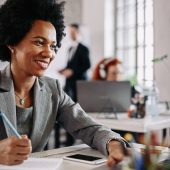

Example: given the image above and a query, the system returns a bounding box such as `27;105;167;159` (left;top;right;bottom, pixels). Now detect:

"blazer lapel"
30;78;52;151
0;66;52;150
0;65;17;138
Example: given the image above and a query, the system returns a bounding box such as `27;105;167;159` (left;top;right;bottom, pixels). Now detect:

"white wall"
63;0;82;25
82;0;105;69
154;0;170;102
0;0;6;4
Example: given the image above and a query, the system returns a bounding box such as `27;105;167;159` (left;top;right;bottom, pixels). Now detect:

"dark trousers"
54;123;75;148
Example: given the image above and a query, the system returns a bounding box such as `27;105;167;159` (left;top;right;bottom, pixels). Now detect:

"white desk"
88;113;170;145
30;144;169;170
31;144;109;170
88;113;170;132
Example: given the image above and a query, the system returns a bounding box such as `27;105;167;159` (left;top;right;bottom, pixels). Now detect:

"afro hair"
0;0;65;61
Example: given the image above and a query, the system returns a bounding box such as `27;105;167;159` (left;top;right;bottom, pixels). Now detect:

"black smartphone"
63;154;107;164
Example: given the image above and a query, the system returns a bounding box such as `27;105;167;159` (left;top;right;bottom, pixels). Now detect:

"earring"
8;46;14;54
11;48;14;54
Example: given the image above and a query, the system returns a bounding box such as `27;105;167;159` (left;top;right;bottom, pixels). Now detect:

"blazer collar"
0;64;13;91
0;64;48;92
30;78;52;151
0;64;17;137
0;65;52;150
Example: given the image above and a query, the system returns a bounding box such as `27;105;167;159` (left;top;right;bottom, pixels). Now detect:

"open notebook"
0;158;62;170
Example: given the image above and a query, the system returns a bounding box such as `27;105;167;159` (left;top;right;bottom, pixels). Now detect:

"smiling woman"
0;0;128;167
10;20;57;77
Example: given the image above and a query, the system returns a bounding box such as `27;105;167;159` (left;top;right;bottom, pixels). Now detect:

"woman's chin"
33;71;46;77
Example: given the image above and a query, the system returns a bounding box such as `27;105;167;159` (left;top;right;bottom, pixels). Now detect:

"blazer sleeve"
56;80;127;156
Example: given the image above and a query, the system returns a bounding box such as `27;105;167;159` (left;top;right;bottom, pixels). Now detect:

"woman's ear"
7;45;14;53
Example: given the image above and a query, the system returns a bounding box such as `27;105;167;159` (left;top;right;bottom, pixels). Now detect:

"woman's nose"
41;45;55;59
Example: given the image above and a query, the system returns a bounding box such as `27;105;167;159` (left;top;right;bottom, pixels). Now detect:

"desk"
31;144;109;170
88;113;170;145
30;144;169;170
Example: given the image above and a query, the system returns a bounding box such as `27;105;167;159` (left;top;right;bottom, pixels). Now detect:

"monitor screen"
77;80;131;113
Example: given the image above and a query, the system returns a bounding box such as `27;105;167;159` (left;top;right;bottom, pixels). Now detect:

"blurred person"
92;57;140;142
59;23;91;102
58;23;91;147
92;58;122;81
92;57;138;100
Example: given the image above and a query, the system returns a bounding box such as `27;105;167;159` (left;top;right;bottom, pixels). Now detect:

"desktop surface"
88;113;170;132
30;144;170;170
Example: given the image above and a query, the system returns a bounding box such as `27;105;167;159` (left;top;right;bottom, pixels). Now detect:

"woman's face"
106;65;120;81
10;20;57;77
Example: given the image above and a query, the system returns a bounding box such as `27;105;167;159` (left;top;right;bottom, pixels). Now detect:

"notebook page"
0;158;62;170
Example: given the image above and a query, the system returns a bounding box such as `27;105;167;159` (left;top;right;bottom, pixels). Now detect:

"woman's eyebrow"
32;36;56;44
32;36;46;41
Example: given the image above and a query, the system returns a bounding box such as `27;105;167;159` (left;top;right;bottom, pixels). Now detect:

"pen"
0;112;21;139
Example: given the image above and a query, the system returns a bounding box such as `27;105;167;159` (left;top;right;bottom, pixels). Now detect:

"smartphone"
63;154;107;165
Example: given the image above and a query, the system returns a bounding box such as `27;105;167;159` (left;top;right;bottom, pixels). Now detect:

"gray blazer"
0;65;124;155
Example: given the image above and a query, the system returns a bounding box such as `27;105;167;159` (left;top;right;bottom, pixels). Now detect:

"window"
104;0;114;57
114;0;153;85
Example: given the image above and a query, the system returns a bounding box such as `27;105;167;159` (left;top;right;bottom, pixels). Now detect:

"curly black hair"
0;0;65;61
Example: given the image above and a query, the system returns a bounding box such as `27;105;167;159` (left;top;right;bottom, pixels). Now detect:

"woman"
92;58;122;81
92;58;141;142
93;57;138;99
0;0;128;166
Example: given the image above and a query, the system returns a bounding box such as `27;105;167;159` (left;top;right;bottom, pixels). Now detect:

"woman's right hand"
0;135;32;165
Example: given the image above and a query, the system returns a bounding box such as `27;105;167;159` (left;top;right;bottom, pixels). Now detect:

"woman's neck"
11;65;36;95
11;65;35;108
14;77;35;95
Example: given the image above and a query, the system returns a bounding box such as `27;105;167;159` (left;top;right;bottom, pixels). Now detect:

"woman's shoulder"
38;76;60;87
38;76;65;98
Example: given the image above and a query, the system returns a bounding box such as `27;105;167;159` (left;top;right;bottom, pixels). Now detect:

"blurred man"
59;23;91;102
58;23;91;146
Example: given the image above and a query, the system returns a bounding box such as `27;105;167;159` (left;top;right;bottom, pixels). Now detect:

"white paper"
0;158;63;170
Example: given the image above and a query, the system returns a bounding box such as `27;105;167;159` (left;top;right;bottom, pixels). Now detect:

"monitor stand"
98;97;118;119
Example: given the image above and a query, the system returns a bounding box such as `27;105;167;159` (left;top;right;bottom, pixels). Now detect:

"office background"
0;0;170;102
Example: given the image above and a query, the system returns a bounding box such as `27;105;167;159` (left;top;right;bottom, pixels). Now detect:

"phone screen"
66;154;102;161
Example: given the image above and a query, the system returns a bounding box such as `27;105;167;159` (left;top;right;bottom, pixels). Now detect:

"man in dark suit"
58;23;91;146
59;23;91;102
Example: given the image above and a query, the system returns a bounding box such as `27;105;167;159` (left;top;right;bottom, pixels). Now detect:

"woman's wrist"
106;138;129;155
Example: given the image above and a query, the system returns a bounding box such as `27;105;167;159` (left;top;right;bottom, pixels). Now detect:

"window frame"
114;0;154;85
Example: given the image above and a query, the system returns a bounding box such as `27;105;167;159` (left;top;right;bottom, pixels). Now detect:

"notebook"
0;158;62;170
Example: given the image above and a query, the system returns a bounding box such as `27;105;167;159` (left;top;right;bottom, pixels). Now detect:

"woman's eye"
34;40;44;46
50;44;58;53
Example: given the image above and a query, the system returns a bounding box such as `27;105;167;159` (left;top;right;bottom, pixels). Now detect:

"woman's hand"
107;140;129;167
0;135;32;165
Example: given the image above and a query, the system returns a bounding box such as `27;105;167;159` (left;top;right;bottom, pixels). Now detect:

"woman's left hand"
107;140;129;167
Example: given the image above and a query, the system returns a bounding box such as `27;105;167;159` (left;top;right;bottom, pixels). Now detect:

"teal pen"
0;112;21;139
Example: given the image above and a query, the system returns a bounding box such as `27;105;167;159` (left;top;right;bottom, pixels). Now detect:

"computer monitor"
77;80;131;113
